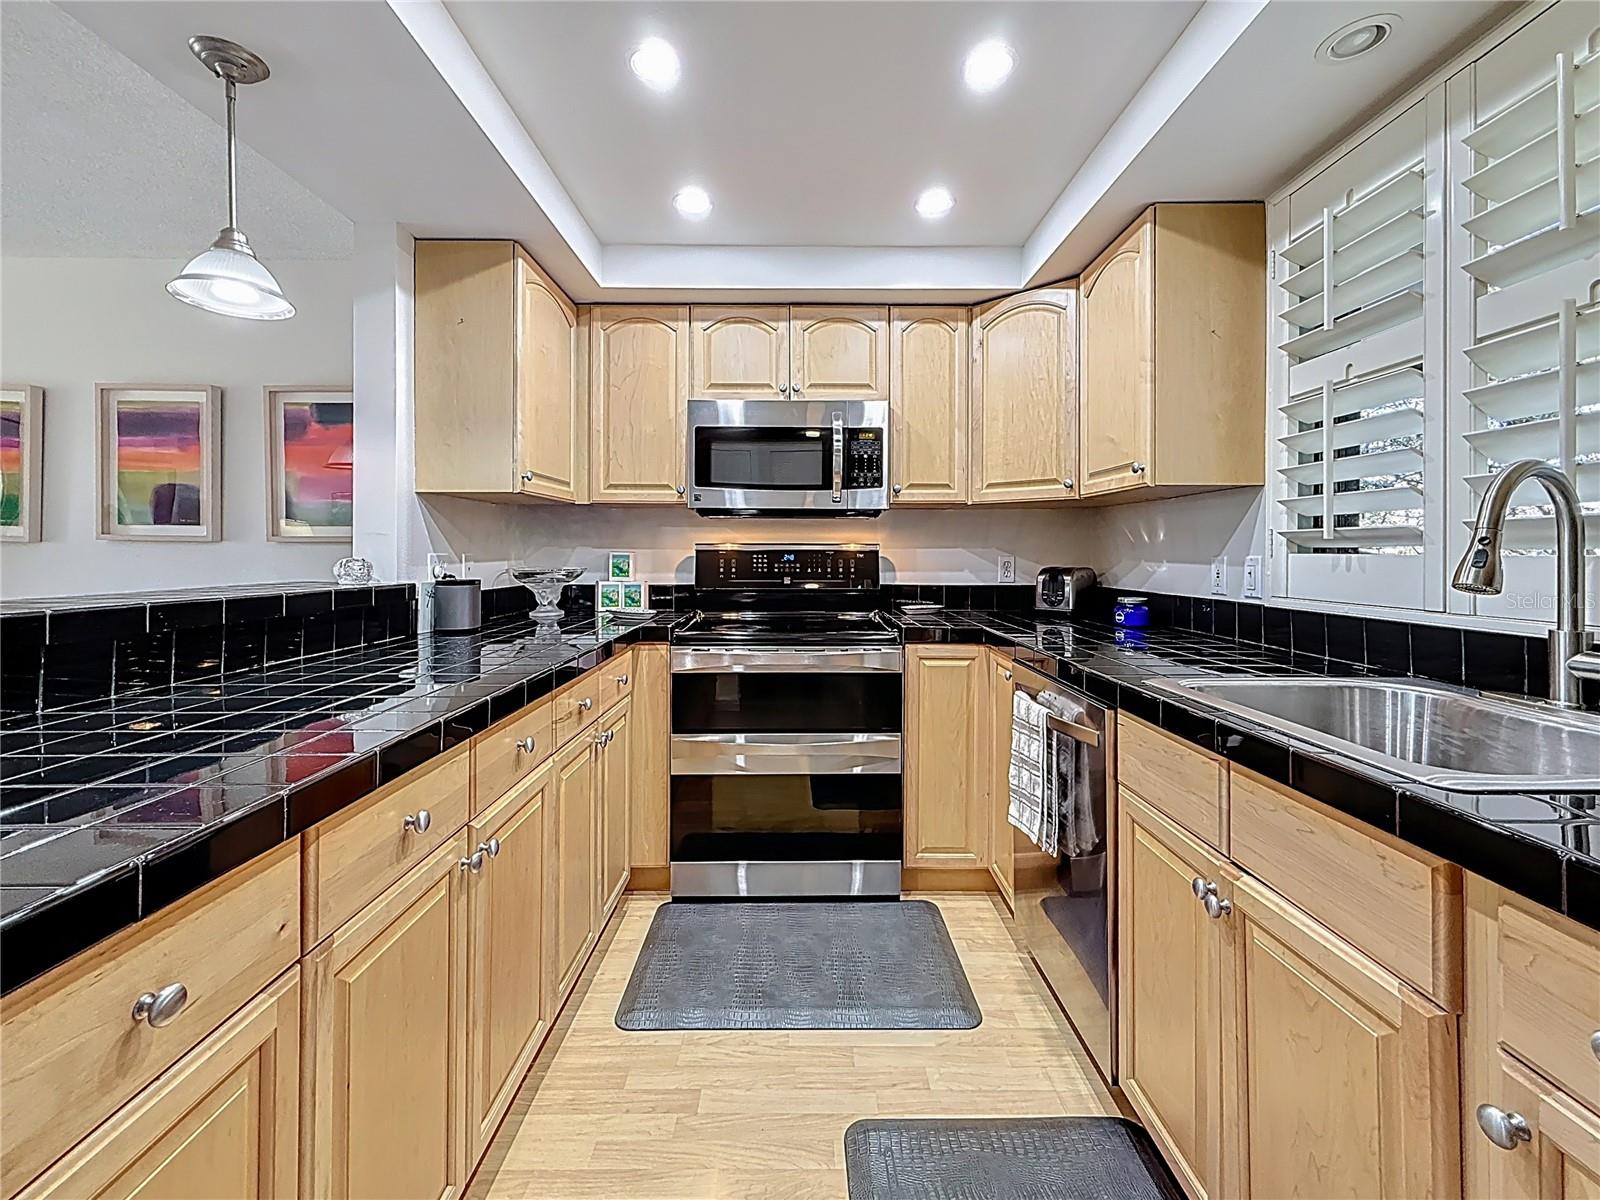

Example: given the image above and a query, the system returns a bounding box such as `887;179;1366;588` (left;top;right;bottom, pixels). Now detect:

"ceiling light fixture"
1315;15;1399;63
916;186;955;219
167;36;294;321
963;39;1015;93
628;37;680;91
673;185;712;219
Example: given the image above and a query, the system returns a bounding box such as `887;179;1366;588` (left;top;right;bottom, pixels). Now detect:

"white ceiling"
0;0;351;260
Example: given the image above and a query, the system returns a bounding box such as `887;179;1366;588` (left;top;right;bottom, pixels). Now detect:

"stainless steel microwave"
686;398;889;516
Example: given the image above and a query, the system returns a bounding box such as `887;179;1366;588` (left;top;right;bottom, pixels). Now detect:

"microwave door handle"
831;413;844;503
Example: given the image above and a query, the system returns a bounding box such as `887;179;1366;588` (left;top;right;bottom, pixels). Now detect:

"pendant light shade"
168;37;294;321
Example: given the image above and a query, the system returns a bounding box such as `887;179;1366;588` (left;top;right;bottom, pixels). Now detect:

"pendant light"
167;36;294;320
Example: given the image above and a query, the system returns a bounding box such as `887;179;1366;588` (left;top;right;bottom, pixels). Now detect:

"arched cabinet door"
1079;212;1155;497
690;306;790;398
589;306;689;503
970;285;1077;504
516;249;582;501
791;306;889;400
889;307;968;504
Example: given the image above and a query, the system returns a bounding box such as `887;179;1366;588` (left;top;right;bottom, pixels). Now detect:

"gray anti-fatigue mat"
844;1117;1187;1200
614;900;981;1030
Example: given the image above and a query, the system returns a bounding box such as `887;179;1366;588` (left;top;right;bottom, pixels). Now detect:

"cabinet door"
987;655;1015;906
1470;1052;1600;1200
597;699;633;920
589;306;689;503
628;643;672;871
465;765;549;1163
1227;871;1460;1200
904;645;987;869
690;306;790;398
1118;793;1228;1200
889;307;969;503
1079;212;1154;496
790;306;889;400
516;250;582;501
970;287;1077;503
17;971;299;1200
547;734;598;1008
303;835;468;1200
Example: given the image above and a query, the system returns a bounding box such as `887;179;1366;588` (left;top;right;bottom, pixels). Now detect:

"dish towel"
1038;691;1095;858
1007;690;1053;849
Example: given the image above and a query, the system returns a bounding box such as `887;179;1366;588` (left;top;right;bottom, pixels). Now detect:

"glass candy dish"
510;566;584;618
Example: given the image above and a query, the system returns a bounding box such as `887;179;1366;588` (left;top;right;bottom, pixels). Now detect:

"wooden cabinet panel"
554;674;604;748
1118;793;1227;1200
1117;713;1227;852
904;645;987;869
628;643;672;872
473;697;554;816
1493;896;1600;1116
889;307;969;504
516;250;582;501
589;306;689;502
1079;212;1154;496
466;764;549;1162
1469;1051;1600;1200
970;286;1077;503
1227;871;1460;1200
597;698;633;920
987;653;1015;907
547;734;598;1009
598;648;635;714
302;835;468;1200
790;306;889;400
690;306;790;398
0;842;299;1199
16;969;299;1200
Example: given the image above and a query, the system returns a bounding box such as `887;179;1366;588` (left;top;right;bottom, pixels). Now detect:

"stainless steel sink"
1142;676;1600;792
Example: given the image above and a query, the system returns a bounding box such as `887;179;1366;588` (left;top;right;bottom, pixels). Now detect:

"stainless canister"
431;577;482;634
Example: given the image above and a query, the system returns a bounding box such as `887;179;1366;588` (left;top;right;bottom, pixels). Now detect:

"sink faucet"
1452;458;1600;707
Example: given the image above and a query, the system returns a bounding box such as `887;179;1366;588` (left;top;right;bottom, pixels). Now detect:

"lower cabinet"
903;644;988;870
302;834;469;1200
596;698;633;920
547;732;599;1009
17;969;300;1200
987;653;1016;906
1472;1051;1600;1200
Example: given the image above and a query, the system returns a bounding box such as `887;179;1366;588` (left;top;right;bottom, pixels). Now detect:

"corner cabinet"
415;240;584;503
889;307;969;504
903;645;988;871
970;284;1078;503
1078;204;1265;499
588;306;689;503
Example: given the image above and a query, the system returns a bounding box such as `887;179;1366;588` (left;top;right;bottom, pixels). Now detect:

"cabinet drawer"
1229;767;1461;1009
598;649;635;714
1117;713;1226;851
473;698;554;814
302;743;471;945
0;842;299;1198
554;674;603;747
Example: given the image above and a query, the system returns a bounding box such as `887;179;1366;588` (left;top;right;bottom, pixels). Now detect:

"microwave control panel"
845;429;885;490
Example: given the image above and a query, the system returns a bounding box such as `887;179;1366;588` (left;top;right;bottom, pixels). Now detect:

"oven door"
686;398;888;513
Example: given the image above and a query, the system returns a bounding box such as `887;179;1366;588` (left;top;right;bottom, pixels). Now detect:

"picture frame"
0;385;43;543
607;551;635;581
266;386;354;541
597;582;624;610
96;384;222;541
597;581;651;613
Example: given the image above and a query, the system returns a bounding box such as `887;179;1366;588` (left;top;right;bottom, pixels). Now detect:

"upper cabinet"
415;240;585;503
889;307;969;504
970;284;1077;503
589;306;690;503
790;306;890;400
1079;203;1265;500
689;305;888;400
689;306;791;398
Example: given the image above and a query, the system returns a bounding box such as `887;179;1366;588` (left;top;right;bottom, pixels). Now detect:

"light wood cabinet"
302;834;469;1200
589;306;689;503
790;306;889;400
889;307;969;504
415;240;584;502
690;306;790;397
547;733;598;1009
1077;204;1265;499
465;765;549;1163
970;285;1078;503
986;653;1015;907
628;643;672;873
596;698;633;921
904;645;988;870
1470;1052;1600;1200
16;969;300;1200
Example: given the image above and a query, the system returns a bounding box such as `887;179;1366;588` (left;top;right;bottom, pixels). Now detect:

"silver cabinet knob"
615;673;630;686
892;483;903;495
1002;670;1013;682
1591;1030;1600;1062
1191;877;1217;900
792;386;803;396
676;485;686;496
578;697;593;711
403;809;431;834
1131;462;1146;475
477;837;501;859
594;731;608;746
1476;1104;1532;1151
460;851;485;874
1062;479;1075;490
131;983;189;1028
515;736;536;753
779;383;790;395
1202;893;1233;920
520;470;534;482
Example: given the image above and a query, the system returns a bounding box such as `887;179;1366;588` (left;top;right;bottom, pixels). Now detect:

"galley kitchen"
2;2;1597;1199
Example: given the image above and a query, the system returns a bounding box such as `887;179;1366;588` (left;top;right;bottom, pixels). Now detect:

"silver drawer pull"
578;697;594;711
1202;893;1233;920
131;983;189;1028
1191;877;1217;900
616;673;630;686
1476;1104;1532;1151
1591;1030;1599;1062
478;837;501;859
460;851;485;875
403;809;431;834
516;736;536;753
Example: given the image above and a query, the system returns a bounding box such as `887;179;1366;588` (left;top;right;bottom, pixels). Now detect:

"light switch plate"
1243;555;1263;598
1210;558;1227;595
997;555;1016;584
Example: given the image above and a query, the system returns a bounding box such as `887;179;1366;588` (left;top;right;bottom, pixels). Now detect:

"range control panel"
845;430;885;490
694;544;881;590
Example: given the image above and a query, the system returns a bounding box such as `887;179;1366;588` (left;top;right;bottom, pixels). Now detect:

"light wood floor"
468;892;1117;1200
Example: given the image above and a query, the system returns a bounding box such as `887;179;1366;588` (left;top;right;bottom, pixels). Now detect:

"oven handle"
671;732;902;775
671;647;902;674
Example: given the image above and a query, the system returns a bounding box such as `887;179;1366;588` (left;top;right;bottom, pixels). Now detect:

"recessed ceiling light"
916;186;955;219
673;185;712;219
1315;15;1398;63
963;39;1015;93
629;37;680;90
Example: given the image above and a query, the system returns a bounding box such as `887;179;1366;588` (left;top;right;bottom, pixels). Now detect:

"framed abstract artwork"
96;384;222;541
266;387;353;541
0;386;43;543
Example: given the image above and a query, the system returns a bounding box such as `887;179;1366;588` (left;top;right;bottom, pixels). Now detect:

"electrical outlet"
997;555;1016;584
1210;558;1227;596
1243;555;1263;598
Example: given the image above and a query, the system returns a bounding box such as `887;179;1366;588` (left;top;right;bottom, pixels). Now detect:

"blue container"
1113;595;1150;628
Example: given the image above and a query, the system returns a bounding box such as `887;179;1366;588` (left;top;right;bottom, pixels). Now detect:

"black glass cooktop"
672;609;899;647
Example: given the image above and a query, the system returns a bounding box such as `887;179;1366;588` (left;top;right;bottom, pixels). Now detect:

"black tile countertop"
895;608;1598;932
0;609;675;994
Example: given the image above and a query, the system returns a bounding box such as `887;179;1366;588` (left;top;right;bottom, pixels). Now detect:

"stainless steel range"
668;544;903;898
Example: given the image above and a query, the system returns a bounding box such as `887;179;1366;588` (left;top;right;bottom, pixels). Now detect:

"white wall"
1090;488;1264;599
0;256;352;599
